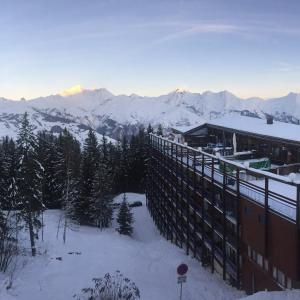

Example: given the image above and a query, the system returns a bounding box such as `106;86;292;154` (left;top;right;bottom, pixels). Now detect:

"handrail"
150;133;300;186
150;134;298;221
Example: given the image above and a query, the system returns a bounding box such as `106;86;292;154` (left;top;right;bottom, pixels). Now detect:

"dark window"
244;205;251;215
258;214;265;224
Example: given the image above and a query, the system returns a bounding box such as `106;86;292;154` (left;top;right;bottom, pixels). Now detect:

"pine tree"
55;129;81;242
115;136;131;193
36;131;61;209
16;112;43;256
156;124;163;136
76;129;99;225
147;123;153;134
117;194;133;236
91;135;114;228
0;144;9;208
2;137;18;210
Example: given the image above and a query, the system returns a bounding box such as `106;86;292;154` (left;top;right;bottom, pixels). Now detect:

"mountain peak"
60;85;84;97
173;88;190;94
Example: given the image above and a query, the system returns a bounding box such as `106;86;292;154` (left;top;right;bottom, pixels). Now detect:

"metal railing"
150;134;300;222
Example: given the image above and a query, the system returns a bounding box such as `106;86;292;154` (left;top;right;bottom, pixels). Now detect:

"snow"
207;114;300;143
0;110;115;145
242;290;300;300
0;193;245;300
1;88;300;142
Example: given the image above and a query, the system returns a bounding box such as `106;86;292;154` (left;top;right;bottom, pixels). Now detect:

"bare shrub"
75;270;140;300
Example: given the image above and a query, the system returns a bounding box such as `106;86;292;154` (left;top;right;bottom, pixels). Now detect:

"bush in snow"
116;194;133;236
74;270;140;300
0;213;18;272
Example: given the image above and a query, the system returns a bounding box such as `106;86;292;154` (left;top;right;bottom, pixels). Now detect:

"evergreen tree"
115;136;131;193
55;129;81;241
91;135;114;228
117;194;133;236
16;112;43;256
0;144;9;208
146;123;153;134
76;129;99;225
36;131;61;209
2;137;18;210
156;124;163;136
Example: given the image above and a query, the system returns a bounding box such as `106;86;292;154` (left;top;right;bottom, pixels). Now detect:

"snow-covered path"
0;193;246;300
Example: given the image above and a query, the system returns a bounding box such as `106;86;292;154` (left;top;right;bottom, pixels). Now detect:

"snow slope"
0;194;245;300
242;290;300;300
1;87;300;140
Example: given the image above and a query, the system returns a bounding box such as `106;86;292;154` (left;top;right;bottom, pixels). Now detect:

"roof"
171;124;202;134
184;115;300;145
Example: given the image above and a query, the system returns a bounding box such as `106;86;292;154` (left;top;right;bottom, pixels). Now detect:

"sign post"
177;263;188;300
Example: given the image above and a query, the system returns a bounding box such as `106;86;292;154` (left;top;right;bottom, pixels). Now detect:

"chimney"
266;115;273;125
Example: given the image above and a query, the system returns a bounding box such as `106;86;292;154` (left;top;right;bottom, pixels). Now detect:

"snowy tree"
117;194;133;236
91;135;114;229
36;131;61;209
76;129;99;225
16;112;44;256
2;137;18;210
127;127;148;192
156;123;163;136
146;123;153;134
55;129;81;242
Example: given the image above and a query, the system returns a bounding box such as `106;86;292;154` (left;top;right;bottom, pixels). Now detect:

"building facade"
146;131;300;294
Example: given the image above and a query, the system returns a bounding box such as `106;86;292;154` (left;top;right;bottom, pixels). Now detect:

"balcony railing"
150;134;300;222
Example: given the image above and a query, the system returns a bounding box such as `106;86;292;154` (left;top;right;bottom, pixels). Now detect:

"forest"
0;112;155;272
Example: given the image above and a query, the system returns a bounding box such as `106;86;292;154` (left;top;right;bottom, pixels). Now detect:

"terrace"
150;133;300;223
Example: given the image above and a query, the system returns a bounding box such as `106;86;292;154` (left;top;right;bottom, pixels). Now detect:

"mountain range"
1;86;300;141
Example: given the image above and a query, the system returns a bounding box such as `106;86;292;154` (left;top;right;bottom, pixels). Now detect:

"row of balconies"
147;172;239;268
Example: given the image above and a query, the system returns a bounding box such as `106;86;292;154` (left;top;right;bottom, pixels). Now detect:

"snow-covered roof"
171;124;202;133
187;115;300;144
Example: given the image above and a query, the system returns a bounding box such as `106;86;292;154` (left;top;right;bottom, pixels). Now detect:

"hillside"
1;88;300;140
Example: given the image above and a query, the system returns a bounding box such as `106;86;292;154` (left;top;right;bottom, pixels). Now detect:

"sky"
1;0;300;100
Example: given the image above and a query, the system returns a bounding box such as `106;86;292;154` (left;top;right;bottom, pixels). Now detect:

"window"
257;253;263;267
247;245;251;257
247;245;266;270
252;249;257;262
287;278;292;289
273;267;287;288
258;214;265;224
277;269;285;286
264;259;269;271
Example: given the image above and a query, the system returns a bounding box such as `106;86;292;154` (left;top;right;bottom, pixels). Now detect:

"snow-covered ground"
1;193;298;300
0;193;246;300
242;290;300;300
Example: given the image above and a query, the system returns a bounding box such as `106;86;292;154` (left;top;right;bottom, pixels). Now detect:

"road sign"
177;264;188;300
177;275;187;284
177;263;188;276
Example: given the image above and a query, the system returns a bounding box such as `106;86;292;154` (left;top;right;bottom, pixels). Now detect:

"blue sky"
1;0;300;99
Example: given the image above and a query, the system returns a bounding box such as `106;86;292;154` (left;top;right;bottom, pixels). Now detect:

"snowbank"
240;290;300;300
0;194;244;300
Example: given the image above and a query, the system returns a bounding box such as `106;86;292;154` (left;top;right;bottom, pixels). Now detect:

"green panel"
249;158;271;170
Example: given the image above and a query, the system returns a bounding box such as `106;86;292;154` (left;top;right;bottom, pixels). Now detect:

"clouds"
153;23;239;44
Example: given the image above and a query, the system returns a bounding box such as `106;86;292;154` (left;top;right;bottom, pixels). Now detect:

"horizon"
2;84;300;102
1;0;300;99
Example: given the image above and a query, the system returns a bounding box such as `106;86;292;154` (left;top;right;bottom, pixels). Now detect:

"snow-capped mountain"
1;87;300;140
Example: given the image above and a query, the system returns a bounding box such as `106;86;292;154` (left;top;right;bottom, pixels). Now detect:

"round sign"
177;263;188;276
